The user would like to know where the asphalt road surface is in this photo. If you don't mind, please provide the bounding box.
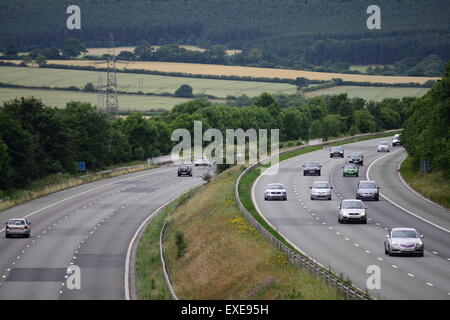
[253,137,450,300]
[0,165,209,299]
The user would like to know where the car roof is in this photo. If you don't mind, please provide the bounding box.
[313,181,329,184]
[359,180,375,183]
[391,227,417,232]
[266,183,284,187]
[342,199,363,202]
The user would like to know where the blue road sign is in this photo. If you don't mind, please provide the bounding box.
[77,162,86,171]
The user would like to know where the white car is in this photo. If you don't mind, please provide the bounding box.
[377,141,391,152]
[384,228,424,257]
[264,183,287,201]
[194,156,209,166]
[310,181,332,200]
[338,199,367,224]
[392,136,401,147]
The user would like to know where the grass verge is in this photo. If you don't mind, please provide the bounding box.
[160,166,344,299]
[135,188,198,300]
[399,157,450,209]
[0,162,156,212]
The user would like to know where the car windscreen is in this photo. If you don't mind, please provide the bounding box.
[350,154,362,158]
[9,220,25,225]
[379,142,389,145]
[392,230,419,238]
[180,166,190,169]
[313,182,329,189]
[359,182,377,189]
[331,147,342,151]
[345,164,357,169]
[267,184,284,189]
[305,161,319,167]
[341,201,364,209]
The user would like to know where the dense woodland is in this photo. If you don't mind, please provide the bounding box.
[402,62,450,174]
[0,0,449,74]
[0,89,415,193]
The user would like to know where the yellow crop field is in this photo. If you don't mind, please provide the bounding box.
[1,60,439,84]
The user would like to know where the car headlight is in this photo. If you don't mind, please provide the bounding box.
[391,242,400,247]
[416,242,423,247]
[281,191,286,194]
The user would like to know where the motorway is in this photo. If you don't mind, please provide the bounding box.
[253,137,450,299]
[0,165,208,299]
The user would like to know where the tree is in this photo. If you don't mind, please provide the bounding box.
[206,45,227,64]
[34,55,47,67]
[294,77,310,89]
[254,92,275,108]
[117,50,136,60]
[353,109,376,133]
[83,82,96,92]
[175,84,194,98]
[402,62,450,172]
[61,37,87,58]
[0,138,13,191]
[21,55,33,65]
[5,44,18,56]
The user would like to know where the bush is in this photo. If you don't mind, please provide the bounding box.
[175,84,194,98]
[175,230,187,258]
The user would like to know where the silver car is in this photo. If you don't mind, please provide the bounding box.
[5,219,31,238]
[338,199,367,224]
[356,180,380,201]
[384,228,424,257]
[377,141,391,152]
[264,183,287,201]
[310,181,332,200]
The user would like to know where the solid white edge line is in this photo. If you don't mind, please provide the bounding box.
[366,150,450,234]
[0,168,170,233]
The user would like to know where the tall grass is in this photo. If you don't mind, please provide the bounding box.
[400,157,450,209]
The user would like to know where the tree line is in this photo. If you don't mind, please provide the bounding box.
[402,62,449,174]
[1,89,416,193]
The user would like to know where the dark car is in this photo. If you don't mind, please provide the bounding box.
[330,146,344,158]
[178,164,192,176]
[356,180,380,201]
[348,152,364,166]
[303,161,321,176]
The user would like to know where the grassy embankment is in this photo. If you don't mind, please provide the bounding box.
[0,161,156,212]
[159,166,344,299]
[400,157,450,209]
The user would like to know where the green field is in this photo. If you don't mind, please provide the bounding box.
[0,66,296,98]
[305,86,429,101]
[0,88,198,111]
